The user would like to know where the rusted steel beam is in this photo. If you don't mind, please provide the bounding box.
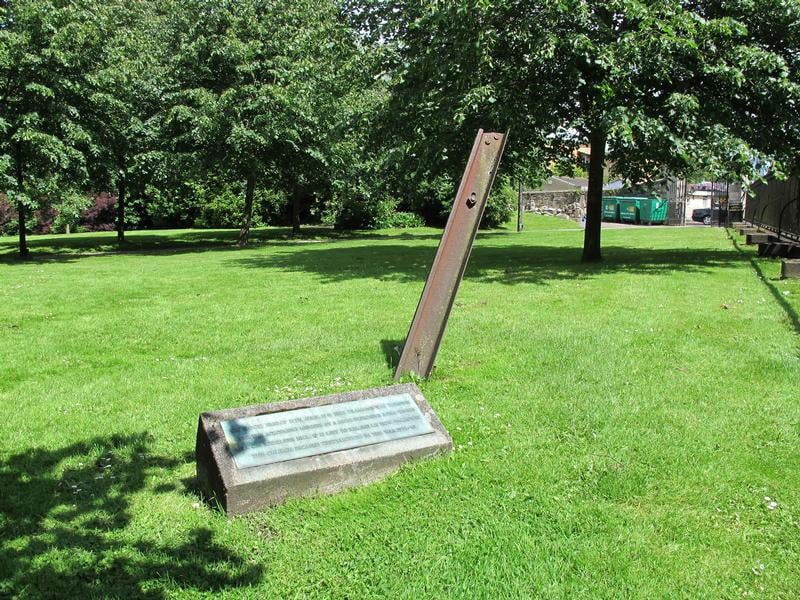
[395,130,508,380]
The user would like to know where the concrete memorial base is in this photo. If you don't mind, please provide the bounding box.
[196,383,452,515]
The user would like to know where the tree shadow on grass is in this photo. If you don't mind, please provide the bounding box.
[727,229,800,336]
[0,227,457,265]
[228,242,745,286]
[0,432,262,598]
[0,227,341,264]
[0,227,542,266]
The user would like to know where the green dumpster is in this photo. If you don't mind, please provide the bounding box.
[638,197,668,224]
[602,196,620,222]
[618,197,642,223]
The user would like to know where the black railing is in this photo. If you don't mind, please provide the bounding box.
[777,195,800,241]
[746,176,800,243]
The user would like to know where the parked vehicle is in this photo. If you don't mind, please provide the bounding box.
[691,208,712,225]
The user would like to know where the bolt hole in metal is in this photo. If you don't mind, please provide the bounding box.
[466,192,477,208]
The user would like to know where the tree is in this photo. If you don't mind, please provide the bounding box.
[164,0,356,244]
[84,0,171,243]
[352,0,800,260]
[0,0,97,257]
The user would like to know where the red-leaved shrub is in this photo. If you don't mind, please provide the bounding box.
[80,193,117,231]
[0,195,17,235]
[33,205,58,234]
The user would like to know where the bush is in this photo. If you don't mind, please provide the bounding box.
[0,195,52,236]
[192,183,288,229]
[254,188,290,227]
[334,195,424,230]
[52,192,92,234]
[412,175,455,226]
[332,186,379,230]
[80,193,117,231]
[143,183,198,229]
[0,196,18,236]
[387,210,425,229]
[481,181,516,229]
[372,198,425,229]
[33,205,58,234]
[194,185,244,229]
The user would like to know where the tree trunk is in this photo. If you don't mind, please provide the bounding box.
[15,148,28,259]
[238,172,256,246]
[117,166,127,243]
[292,185,302,234]
[582,127,607,262]
[17,199,28,258]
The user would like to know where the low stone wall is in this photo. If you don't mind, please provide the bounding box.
[522,190,585,221]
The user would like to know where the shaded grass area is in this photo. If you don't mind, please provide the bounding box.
[0,226,364,259]
[0,434,261,598]
[0,211,572,261]
[726,228,800,335]
[513,212,582,231]
[1,219,799,598]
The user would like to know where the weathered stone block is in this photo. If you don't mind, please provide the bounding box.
[196,383,452,515]
[738,227,761,235]
[759,243,795,258]
[747,233,777,245]
[781,259,800,279]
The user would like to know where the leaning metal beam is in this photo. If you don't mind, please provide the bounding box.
[395,130,508,380]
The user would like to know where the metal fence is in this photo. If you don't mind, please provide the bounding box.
[746,176,800,242]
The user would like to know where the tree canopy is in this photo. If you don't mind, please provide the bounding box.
[351,0,800,259]
[2,0,800,259]
[163,0,358,244]
[0,0,98,256]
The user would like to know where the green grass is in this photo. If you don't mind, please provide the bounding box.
[1,219,799,599]
[514,212,582,230]
[0,225,443,257]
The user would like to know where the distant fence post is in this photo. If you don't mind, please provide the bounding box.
[517,180,524,232]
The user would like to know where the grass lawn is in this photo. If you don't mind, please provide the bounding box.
[1,218,798,598]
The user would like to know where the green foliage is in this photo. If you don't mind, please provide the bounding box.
[4,0,800,253]
[192,183,246,230]
[141,182,198,229]
[0,0,99,252]
[482,181,517,229]
[163,0,359,240]
[371,199,424,230]
[388,210,426,229]
[191,181,289,229]
[254,188,291,227]
[334,192,425,230]
[412,175,458,226]
[52,191,92,233]
[351,0,800,256]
